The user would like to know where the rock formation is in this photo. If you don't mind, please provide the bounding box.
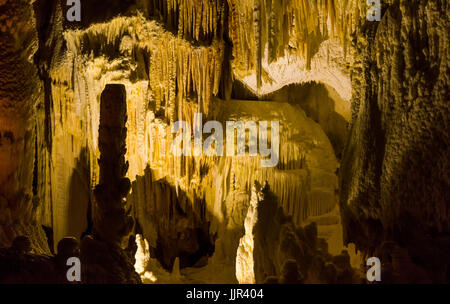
[93,84,133,246]
[339,0,450,283]
[0,0,447,284]
[236,181,359,284]
[80,84,139,283]
[0,0,49,254]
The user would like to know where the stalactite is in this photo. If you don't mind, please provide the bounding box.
[253,0,262,90]
[142,99,338,231]
[228,0,368,78]
[146,36,225,120]
[64,15,225,122]
[148,0,225,41]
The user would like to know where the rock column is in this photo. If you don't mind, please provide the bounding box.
[93,84,133,247]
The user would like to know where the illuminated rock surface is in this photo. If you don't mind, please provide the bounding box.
[0,0,448,284]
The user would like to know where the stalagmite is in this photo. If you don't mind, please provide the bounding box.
[93,84,133,246]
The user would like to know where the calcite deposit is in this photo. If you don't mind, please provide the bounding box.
[236,181,358,284]
[340,0,450,283]
[0,0,448,284]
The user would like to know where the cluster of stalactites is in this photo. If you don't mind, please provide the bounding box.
[147,36,225,122]
[64,15,225,123]
[146,0,226,41]
[227,0,368,88]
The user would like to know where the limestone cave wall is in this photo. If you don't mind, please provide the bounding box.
[340,0,449,283]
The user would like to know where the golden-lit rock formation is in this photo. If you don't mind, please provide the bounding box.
[228,0,368,92]
[0,0,448,284]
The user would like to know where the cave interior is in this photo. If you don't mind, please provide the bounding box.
[0,0,448,284]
